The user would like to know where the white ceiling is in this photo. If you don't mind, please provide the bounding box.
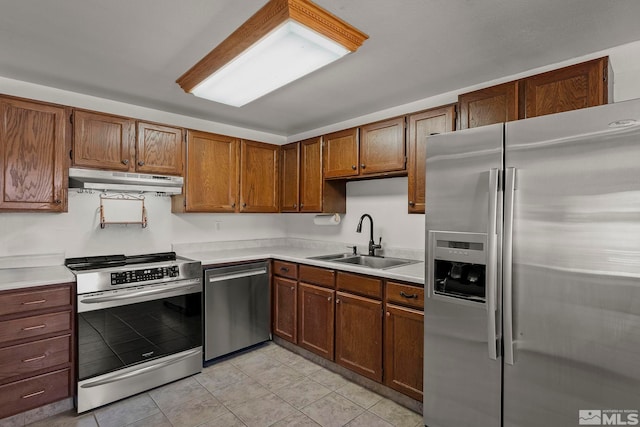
[2,0,640,136]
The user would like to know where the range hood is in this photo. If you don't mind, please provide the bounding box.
[69,168,183,194]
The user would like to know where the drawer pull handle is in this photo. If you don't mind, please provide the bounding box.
[22,324,46,331]
[22,299,47,305]
[22,390,45,399]
[400,291,418,299]
[23,354,46,363]
[280,267,289,272]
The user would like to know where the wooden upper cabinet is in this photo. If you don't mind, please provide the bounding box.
[359,117,406,175]
[299,137,323,212]
[458,81,519,129]
[407,105,456,214]
[323,128,359,179]
[174,130,238,213]
[240,140,279,213]
[280,142,300,212]
[0,97,69,212]
[73,110,135,171]
[136,122,183,175]
[524,57,609,118]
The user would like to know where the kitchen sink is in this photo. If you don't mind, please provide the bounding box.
[307,253,419,269]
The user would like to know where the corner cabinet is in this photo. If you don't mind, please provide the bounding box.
[173,130,238,213]
[280,138,346,213]
[73,110,183,175]
[240,140,279,213]
[407,105,456,213]
[0,96,69,212]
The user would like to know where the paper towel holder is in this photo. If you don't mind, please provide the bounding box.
[313,213,342,226]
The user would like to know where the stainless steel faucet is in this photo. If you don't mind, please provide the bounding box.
[356,213,382,256]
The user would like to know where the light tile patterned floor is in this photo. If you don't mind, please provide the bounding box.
[25,343,423,427]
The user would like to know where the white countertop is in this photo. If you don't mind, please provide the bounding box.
[179,245,425,285]
[0,265,75,292]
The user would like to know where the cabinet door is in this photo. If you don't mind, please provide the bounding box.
[240,140,279,213]
[73,110,135,171]
[524,57,608,118]
[335,291,382,382]
[280,142,299,212]
[273,276,297,343]
[0,97,69,212]
[298,283,334,360]
[360,117,406,175]
[182,130,238,212]
[136,122,183,175]
[384,303,424,401]
[407,105,456,213]
[458,81,519,129]
[299,137,323,212]
[323,128,359,178]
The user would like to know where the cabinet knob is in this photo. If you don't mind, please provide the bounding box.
[327,296,332,301]
[351,165,357,170]
[409,201,415,207]
[336,299,341,304]
[290,286,294,291]
[300,203,304,208]
[361,164,366,169]
[242,203,247,208]
[138,160,145,166]
[54,199,62,205]
[386,311,391,317]
[121,159,129,165]
[293,203,297,208]
[231,202,236,208]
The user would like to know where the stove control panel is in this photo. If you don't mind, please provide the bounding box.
[111,266,180,285]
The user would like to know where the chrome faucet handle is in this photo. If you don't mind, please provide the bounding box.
[346,245,358,255]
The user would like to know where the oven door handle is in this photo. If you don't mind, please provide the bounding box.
[80,348,201,388]
[79,279,201,305]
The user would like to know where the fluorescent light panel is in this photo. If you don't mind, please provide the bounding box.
[192,21,349,107]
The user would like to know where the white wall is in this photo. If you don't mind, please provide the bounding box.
[1,40,640,258]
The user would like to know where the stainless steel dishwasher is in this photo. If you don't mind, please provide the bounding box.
[204,261,271,361]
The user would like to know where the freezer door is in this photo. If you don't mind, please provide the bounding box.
[503,99,640,427]
[424,124,503,427]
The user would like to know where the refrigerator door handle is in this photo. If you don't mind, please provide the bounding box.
[486,168,500,360]
[503,167,516,365]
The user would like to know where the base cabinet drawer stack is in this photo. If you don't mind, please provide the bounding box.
[0,284,74,420]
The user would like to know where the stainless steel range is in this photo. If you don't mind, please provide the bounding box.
[65,252,202,413]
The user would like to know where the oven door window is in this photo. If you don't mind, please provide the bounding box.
[78,292,202,381]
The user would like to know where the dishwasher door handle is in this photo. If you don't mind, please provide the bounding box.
[207,268,267,283]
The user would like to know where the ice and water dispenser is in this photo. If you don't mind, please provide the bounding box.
[428,231,487,303]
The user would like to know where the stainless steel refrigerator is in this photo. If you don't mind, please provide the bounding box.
[423,98,640,427]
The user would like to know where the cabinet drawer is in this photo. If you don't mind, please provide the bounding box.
[0,286,72,317]
[0,369,70,420]
[0,335,71,383]
[299,265,335,289]
[0,311,72,345]
[273,261,298,279]
[336,272,382,299]
[386,282,424,310]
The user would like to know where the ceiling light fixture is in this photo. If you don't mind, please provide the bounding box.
[176,0,368,107]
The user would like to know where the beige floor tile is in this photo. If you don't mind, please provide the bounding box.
[368,399,422,427]
[209,376,271,408]
[229,393,298,427]
[24,399,74,425]
[287,356,323,376]
[195,364,250,392]
[94,394,160,427]
[309,368,350,391]
[335,382,383,409]
[273,377,332,409]
[268,346,302,365]
[196,411,247,427]
[301,393,365,427]
[346,411,394,427]
[149,376,212,412]
[253,363,305,391]
[230,352,282,377]
[0,412,24,427]
[161,395,229,427]
[124,412,172,427]
[27,411,97,427]
[270,412,321,427]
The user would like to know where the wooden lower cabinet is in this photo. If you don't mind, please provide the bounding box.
[297,283,334,360]
[273,276,297,343]
[335,291,383,382]
[384,303,424,401]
